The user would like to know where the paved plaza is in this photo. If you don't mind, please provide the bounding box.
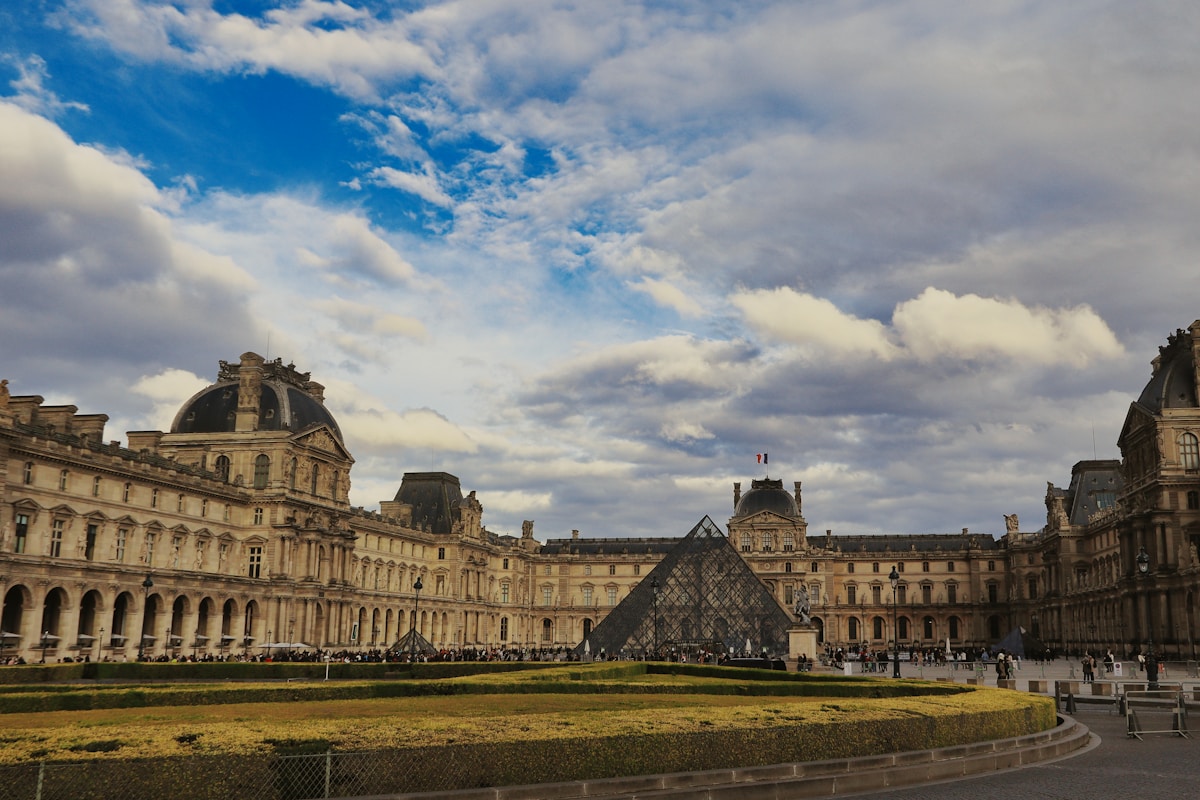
[836,656,1200,800]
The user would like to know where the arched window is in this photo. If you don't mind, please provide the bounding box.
[898,617,910,640]
[500,617,509,641]
[923,616,935,640]
[847,617,859,641]
[253,455,270,489]
[311,463,320,496]
[214,455,230,482]
[949,616,960,640]
[873,616,884,639]
[541,618,553,642]
[1180,432,1200,471]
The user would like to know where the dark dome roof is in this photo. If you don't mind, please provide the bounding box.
[735,478,799,518]
[171,381,342,440]
[1137,335,1198,412]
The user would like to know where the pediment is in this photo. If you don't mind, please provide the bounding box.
[1119,402,1157,446]
[291,424,353,460]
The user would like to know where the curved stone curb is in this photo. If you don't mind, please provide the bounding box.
[352,715,1091,800]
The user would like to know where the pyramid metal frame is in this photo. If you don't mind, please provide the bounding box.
[390,627,436,656]
[576,516,793,657]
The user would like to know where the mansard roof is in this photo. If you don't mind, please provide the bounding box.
[821,533,1002,554]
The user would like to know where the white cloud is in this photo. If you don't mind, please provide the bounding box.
[731,287,899,359]
[627,277,704,318]
[337,406,477,454]
[3,54,89,117]
[367,166,455,208]
[733,286,1123,367]
[892,288,1125,365]
[131,369,209,431]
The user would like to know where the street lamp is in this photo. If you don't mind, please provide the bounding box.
[138,575,153,661]
[889,566,901,678]
[1136,546,1158,689]
[410,576,423,659]
[99,627,105,662]
[267,629,273,661]
[650,577,660,659]
[40,630,49,664]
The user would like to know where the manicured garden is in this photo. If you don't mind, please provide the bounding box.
[0,661,1056,799]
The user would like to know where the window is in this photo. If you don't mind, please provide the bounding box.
[872,585,881,604]
[145,532,156,565]
[503,558,509,570]
[873,617,884,639]
[116,528,127,562]
[921,585,932,604]
[582,586,593,606]
[215,455,230,483]
[949,616,960,639]
[50,519,64,557]
[846,585,857,604]
[898,616,909,639]
[172,536,182,568]
[872,562,880,573]
[23,462,33,484]
[253,507,263,525]
[544,565,552,576]
[923,616,935,639]
[59,469,69,490]
[922,561,930,572]
[501,584,510,603]
[253,455,270,489]
[438,547,446,560]
[500,617,509,641]
[634,564,640,575]
[847,562,855,573]
[248,546,262,578]
[151,488,159,508]
[810,584,820,603]
[583,564,591,575]
[92,476,101,497]
[761,535,772,552]
[223,504,231,521]
[1189,491,1200,511]
[742,535,752,553]
[783,534,794,552]
[897,585,907,604]
[947,561,955,572]
[123,483,131,503]
[608,564,616,576]
[947,584,957,604]
[1027,577,1038,600]
[811,562,819,572]
[987,560,995,571]
[177,494,185,513]
[85,524,98,560]
[14,514,28,554]
[542,587,553,606]
[541,619,552,642]
[897,562,905,573]
[785,562,793,573]
[201,499,208,517]
[607,587,618,606]
[331,469,339,500]
[1181,432,1200,471]
[987,583,998,604]
[847,617,859,641]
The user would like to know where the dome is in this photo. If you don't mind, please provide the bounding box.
[1137,329,1199,413]
[735,478,799,518]
[170,353,342,441]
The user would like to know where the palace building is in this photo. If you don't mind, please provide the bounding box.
[3,327,1200,664]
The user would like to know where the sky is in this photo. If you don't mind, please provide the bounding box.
[2,1,1197,543]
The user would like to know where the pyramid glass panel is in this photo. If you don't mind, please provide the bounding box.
[577,516,793,657]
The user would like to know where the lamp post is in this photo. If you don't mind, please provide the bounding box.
[138,575,153,661]
[1136,546,1158,690]
[99,627,105,662]
[889,566,901,678]
[40,630,49,664]
[410,576,423,659]
[650,577,660,660]
[267,629,272,661]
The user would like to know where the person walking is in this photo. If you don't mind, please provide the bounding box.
[1081,652,1094,684]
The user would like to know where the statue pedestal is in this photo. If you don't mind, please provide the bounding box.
[789,625,818,662]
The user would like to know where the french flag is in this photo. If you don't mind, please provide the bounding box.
[757,453,768,464]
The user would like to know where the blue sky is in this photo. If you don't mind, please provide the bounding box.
[2,1,1198,541]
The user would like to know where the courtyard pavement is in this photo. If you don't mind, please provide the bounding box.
[826,656,1200,799]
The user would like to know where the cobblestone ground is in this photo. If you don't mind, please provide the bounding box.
[842,656,1200,800]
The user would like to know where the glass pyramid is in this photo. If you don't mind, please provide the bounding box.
[577,516,793,658]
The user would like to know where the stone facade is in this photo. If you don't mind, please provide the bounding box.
[4,328,1200,664]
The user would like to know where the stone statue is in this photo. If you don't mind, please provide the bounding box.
[793,585,811,625]
[0,378,9,408]
[1004,514,1019,534]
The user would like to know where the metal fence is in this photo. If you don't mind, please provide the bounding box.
[0,748,480,800]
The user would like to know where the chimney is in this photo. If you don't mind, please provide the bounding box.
[235,352,265,432]
[733,482,741,509]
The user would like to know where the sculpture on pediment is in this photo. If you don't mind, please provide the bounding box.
[1004,514,1019,534]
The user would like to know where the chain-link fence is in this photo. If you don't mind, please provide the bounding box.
[0,747,482,800]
